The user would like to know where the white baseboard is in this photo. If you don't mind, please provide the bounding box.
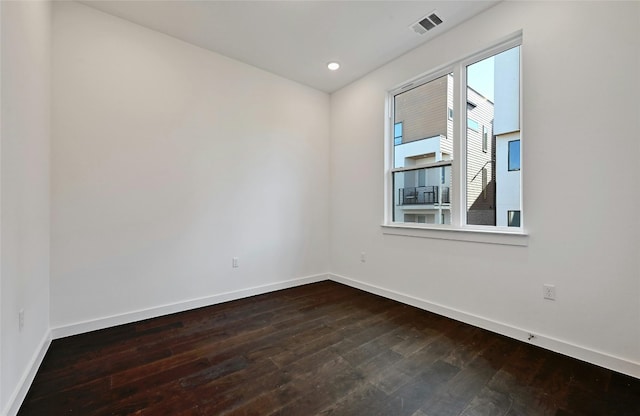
[51,273,329,339]
[9,270,637,416]
[329,273,640,379]
[6,273,328,415]
[3,331,52,416]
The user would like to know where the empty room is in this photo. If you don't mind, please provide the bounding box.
[1,0,639,415]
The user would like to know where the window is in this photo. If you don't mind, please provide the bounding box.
[387,35,522,232]
[508,210,521,227]
[418,169,426,187]
[508,140,520,171]
[482,126,488,153]
[394,122,403,146]
[467,118,480,131]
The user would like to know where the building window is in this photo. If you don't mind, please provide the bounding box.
[387,35,521,231]
[418,168,426,187]
[508,210,521,227]
[508,140,520,171]
[482,125,488,153]
[394,122,403,146]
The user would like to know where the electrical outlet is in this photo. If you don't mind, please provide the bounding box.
[19,309,25,331]
[360,252,366,263]
[232,257,239,268]
[543,284,556,301]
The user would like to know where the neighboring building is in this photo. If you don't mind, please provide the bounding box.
[465,87,495,226]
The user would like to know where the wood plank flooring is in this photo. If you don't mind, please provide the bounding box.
[18,281,640,415]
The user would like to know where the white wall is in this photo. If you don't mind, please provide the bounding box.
[330,1,640,376]
[0,1,51,414]
[4,5,638,415]
[51,2,330,330]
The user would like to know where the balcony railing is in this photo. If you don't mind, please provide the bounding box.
[399,186,450,205]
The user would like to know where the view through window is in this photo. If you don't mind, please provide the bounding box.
[392,74,453,225]
[390,40,521,229]
[466,46,521,226]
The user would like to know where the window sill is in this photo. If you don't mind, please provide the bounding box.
[381,224,529,246]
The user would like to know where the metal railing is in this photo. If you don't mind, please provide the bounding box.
[399,186,450,205]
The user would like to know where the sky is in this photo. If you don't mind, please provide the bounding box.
[467,56,494,102]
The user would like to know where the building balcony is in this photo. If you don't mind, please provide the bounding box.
[399,186,450,205]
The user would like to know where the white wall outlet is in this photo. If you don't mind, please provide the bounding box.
[543,284,556,300]
[360,252,366,263]
[232,257,239,268]
[19,309,25,331]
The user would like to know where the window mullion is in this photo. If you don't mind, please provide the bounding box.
[452,63,465,228]
[385,94,395,224]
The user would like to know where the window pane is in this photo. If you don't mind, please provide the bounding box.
[393,73,454,169]
[482,126,488,152]
[393,165,451,224]
[508,210,521,227]
[466,46,520,226]
[508,140,520,171]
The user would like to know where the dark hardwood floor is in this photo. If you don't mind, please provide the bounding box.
[19,281,640,415]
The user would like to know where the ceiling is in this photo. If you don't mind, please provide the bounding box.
[78,1,500,93]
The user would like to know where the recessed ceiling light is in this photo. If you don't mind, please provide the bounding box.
[327,62,340,71]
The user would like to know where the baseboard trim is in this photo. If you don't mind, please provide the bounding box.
[51,273,328,339]
[329,273,640,379]
[3,330,52,416]
[10,270,637,416]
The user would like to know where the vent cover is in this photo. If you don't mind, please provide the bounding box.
[411,11,443,35]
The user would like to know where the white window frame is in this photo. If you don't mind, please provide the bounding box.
[383,32,527,246]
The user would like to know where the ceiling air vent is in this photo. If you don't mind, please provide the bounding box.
[411,11,443,35]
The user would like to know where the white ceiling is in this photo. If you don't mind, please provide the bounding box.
[78,1,500,93]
